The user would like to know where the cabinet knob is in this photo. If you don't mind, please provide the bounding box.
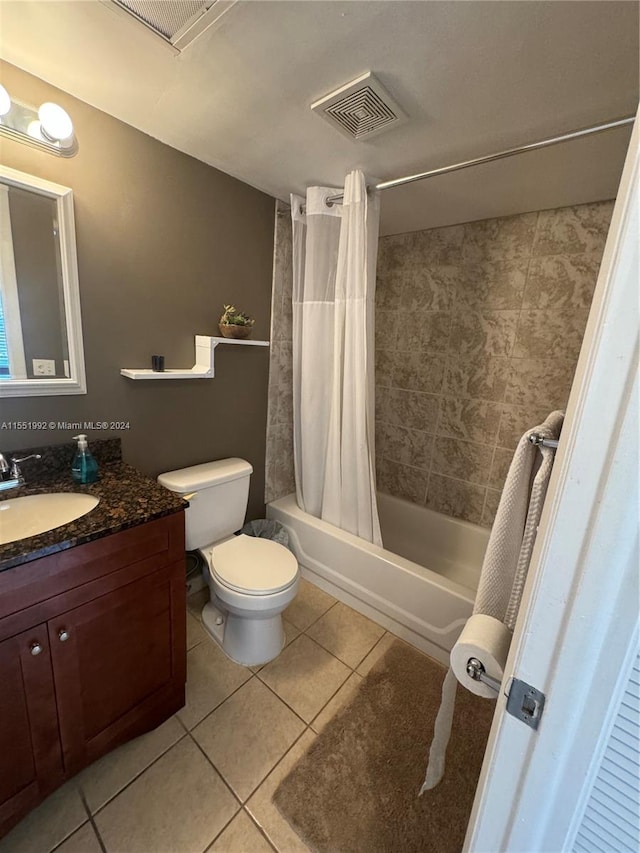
[58,629,70,642]
[30,641,43,656]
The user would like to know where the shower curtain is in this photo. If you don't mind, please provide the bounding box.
[291,170,382,545]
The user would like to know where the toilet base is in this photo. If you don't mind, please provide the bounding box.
[201,600,286,667]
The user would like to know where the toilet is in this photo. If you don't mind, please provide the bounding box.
[158,458,299,666]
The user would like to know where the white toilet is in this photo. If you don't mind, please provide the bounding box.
[158,458,299,666]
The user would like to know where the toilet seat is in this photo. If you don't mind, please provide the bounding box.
[208,534,298,596]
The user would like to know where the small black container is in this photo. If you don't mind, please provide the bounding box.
[151,355,165,372]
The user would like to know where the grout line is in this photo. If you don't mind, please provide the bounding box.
[89,726,190,820]
[378,377,522,409]
[187,733,244,825]
[254,606,385,729]
[182,668,255,733]
[287,596,338,636]
[198,802,242,852]
[77,789,107,853]
[245,725,311,796]
[350,630,391,675]
[240,806,279,852]
[424,395,443,505]
[377,453,488,489]
[254,670,317,730]
[480,443,499,523]
[175,712,190,733]
[300,630,358,678]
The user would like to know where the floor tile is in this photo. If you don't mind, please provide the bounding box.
[258,635,350,723]
[95,737,239,853]
[0,779,87,853]
[178,639,251,730]
[306,602,385,668]
[284,578,336,631]
[53,822,102,853]
[311,672,363,734]
[356,632,397,676]
[78,715,185,813]
[283,616,302,646]
[187,611,208,650]
[208,810,273,852]
[193,678,305,802]
[246,731,316,853]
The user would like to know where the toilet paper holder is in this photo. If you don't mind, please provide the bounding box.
[466,657,502,693]
[466,657,547,730]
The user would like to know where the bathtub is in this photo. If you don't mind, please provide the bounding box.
[267,492,489,664]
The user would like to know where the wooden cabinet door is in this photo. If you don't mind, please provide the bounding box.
[0,625,64,837]
[49,562,186,775]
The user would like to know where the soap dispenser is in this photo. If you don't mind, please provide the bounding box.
[71,434,99,485]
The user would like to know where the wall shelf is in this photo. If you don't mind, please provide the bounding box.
[120,335,269,380]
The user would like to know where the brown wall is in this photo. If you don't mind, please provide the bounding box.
[0,62,275,520]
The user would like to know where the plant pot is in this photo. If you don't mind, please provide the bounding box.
[219,323,252,340]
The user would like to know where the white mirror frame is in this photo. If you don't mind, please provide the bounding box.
[0,165,86,397]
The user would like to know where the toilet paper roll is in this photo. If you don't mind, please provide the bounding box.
[450,614,512,698]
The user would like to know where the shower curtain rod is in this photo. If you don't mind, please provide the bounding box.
[283,115,634,215]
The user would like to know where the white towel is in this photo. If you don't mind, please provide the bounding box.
[420,411,564,793]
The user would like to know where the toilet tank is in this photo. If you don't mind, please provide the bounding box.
[158,458,252,550]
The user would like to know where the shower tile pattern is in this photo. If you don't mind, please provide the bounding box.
[265,201,295,503]
[265,200,613,524]
[375,201,613,526]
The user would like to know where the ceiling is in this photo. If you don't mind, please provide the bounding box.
[0,0,638,235]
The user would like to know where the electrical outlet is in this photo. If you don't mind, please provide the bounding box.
[32,359,56,376]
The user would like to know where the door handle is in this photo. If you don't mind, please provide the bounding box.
[29,641,43,656]
[58,628,70,642]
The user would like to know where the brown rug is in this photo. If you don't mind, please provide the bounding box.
[273,640,494,853]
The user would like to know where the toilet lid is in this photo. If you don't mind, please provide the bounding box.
[210,534,298,595]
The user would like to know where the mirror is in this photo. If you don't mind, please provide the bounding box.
[0,165,85,397]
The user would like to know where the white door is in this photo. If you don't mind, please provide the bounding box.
[465,111,639,853]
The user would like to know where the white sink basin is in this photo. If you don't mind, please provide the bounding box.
[0,493,100,545]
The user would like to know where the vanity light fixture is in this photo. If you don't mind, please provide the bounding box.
[0,87,78,157]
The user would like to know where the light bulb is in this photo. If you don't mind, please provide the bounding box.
[0,85,10,117]
[38,102,73,142]
[27,120,43,140]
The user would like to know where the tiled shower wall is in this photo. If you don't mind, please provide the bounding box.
[265,201,295,503]
[375,201,614,527]
[265,200,614,525]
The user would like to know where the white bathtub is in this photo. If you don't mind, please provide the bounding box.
[267,492,489,664]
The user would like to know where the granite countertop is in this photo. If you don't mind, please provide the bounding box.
[0,461,187,573]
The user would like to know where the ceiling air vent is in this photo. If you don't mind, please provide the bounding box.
[109,0,236,51]
[311,72,407,141]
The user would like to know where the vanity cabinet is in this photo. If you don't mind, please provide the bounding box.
[0,625,63,833]
[0,512,186,838]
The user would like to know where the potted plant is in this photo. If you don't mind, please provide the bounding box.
[218,304,256,340]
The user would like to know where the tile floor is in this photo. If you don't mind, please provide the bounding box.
[1,578,402,853]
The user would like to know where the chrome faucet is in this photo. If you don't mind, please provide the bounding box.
[0,452,42,491]
[11,454,42,481]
